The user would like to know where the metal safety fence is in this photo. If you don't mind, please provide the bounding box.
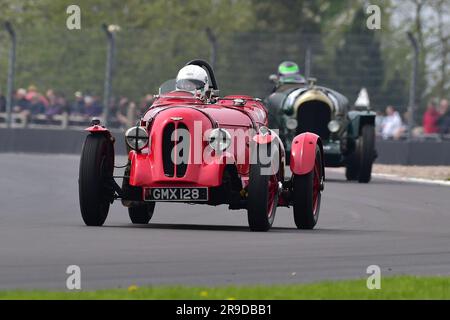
[0,24,416,130]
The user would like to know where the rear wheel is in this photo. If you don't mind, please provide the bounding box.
[79,134,114,226]
[247,145,279,232]
[293,145,323,229]
[128,203,155,224]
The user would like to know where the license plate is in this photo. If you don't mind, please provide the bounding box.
[144,187,208,202]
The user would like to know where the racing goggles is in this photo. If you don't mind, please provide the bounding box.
[176,79,206,92]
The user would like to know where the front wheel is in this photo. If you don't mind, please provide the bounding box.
[345,153,359,181]
[357,125,375,183]
[79,134,114,226]
[292,145,323,229]
[345,125,375,183]
[128,203,155,224]
[247,146,279,232]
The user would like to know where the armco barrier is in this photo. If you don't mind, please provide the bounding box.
[1,128,450,165]
[0,128,127,155]
[374,139,450,166]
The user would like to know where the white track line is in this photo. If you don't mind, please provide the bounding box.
[371,173,450,187]
[326,168,450,187]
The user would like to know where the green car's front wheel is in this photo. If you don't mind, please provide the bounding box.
[357,125,375,183]
[345,124,375,183]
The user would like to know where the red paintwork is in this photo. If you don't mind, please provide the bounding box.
[124,90,321,208]
[79,62,325,230]
[85,125,109,133]
[128,91,274,188]
[148,93,267,127]
[312,155,321,214]
[252,133,275,144]
[289,132,321,176]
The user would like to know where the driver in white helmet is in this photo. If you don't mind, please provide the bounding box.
[175,65,209,100]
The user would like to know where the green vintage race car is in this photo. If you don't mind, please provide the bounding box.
[266,77,377,183]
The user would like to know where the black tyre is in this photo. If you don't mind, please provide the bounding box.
[79,134,114,226]
[293,145,323,229]
[128,203,155,224]
[357,125,375,183]
[345,153,359,181]
[247,145,279,232]
[345,125,375,183]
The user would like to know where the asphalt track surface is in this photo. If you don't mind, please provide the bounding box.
[0,153,449,290]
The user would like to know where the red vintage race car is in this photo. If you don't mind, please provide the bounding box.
[78,60,324,231]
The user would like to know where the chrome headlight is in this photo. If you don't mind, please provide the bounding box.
[285,118,298,130]
[327,120,341,133]
[125,126,149,151]
[208,128,231,152]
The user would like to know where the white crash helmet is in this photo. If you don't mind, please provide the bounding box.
[175,65,209,98]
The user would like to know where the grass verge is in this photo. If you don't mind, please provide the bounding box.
[1,276,450,300]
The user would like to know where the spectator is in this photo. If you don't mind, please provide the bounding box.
[0,91,6,113]
[45,89,56,106]
[70,91,85,115]
[139,94,155,116]
[57,94,69,114]
[29,94,45,116]
[437,99,450,135]
[84,95,102,118]
[3,88,165,128]
[116,97,131,128]
[381,106,403,139]
[375,110,384,136]
[26,85,48,107]
[93,96,104,116]
[107,96,118,126]
[28,94,45,122]
[13,88,30,114]
[45,91,65,119]
[130,102,138,121]
[25,85,37,100]
[422,100,440,134]
[45,89,59,116]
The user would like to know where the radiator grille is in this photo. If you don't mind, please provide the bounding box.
[161,122,190,178]
[296,101,331,140]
